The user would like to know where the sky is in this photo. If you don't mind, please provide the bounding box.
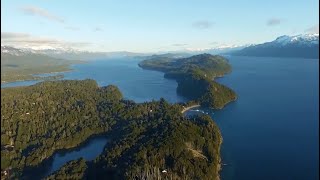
[1,0,319,52]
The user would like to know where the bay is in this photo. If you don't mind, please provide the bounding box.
[3,56,318,180]
[188,56,319,180]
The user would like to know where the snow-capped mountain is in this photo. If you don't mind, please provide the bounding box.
[1,45,148,60]
[1,46,34,56]
[272,33,319,46]
[2,42,251,61]
[157,44,251,56]
[36,49,148,60]
[184,44,249,52]
[204,44,251,55]
[232,34,319,59]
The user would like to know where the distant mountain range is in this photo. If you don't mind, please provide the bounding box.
[34,49,149,60]
[1,46,85,83]
[1,46,68,63]
[1,45,149,61]
[2,33,319,61]
[154,45,250,57]
[231,34,319,59]
[1,46,245,62]
[185,45,250,55]
[1,46,35,56]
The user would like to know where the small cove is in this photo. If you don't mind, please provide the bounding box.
[45,136,108,177]
[22,136,108,179]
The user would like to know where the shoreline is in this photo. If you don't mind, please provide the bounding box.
[216,133,223,180]
[1,59,86,85]
[140,58,236,180]
[1,69,74,85]
[1,70,71,85]
[181,103,224,180]
[22,133,109,180]
[181,104,200,113]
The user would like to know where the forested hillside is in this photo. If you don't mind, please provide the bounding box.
[1,80,222,179]
[139,53,237,109]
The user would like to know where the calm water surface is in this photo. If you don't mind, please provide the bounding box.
[62,59,187,103]
[3,57,319,180]
[2,58,187,103]
[193,56,319,180]
[45,137,108,177]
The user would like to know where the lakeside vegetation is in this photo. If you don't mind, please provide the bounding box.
[45,158,88,180]
[139,53,237,109]
[1,79,222,179]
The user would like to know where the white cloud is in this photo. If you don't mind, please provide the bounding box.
[266,18,284,26]
[20,5,65,23]
[65,26,80,31]
[1,32,91,50]
[192,21,214,29]
[172,43,188,46]
[305,24,319,34]
[1,32,30,39]
[94,27,103,32]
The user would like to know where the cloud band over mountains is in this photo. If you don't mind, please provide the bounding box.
[305,24,319,34]
[1,32,91,50]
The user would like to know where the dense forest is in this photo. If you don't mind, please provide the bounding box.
[139,53,237,109]
[1,80,222,179]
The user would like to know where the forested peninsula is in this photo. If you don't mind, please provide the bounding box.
[138,54,237,109]
[1,80,222,179]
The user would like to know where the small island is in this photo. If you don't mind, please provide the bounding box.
[138,53,237,109]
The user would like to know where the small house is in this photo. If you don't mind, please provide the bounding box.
[161,169,167,173]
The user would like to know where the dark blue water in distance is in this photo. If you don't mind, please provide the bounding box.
[2,56,319,179]
[212,56,319,180]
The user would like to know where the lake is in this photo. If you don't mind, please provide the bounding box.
[45,136,108,177]
[187,56,319,180]
[2,59,187,103]
[209,56,318,180]
[2,56,319,179]
[218,57,319,180]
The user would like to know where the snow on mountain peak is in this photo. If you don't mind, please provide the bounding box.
[1,46,29,56]
[274,34,319,46]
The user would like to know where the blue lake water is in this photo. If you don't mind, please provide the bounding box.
[2,59,187,103]
[188,56,319,180]
[2,56,319,179]
[45,137,108,177]
[207,56,318,180]
[62,59,187,103]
